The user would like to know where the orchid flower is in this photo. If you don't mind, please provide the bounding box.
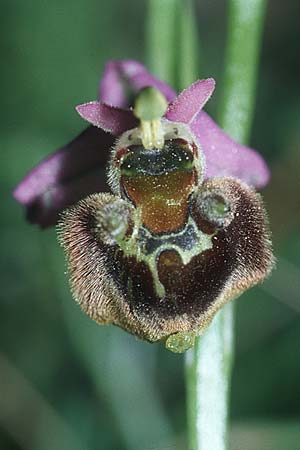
[14,60,274,352]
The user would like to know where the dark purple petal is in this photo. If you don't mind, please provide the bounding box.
[165,78,215,124]
[190,111,270,188]
[26,168,108,227]
[99,60,177,108]
[76,102,138,135]
[13,126,114,227]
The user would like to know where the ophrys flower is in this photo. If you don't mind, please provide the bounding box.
[14,60,274,352]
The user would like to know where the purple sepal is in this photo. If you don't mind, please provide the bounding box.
[190,111,270,188]
[99,60,177,108]
[165,78,215,124]
[76,102,138,135]
[26,168,108,227]
[99,61,128,108]
[13,127,114,227]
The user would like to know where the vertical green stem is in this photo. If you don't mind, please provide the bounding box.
[219,0,268,143]
[146,0,179,85]
[176,0,200,89]
[146,0,200,90]
[186,306,234,450]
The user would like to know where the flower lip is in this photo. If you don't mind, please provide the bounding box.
[58,177,274,345]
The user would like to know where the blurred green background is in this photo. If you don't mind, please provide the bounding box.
[1,0,300,449]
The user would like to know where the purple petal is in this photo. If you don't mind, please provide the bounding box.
[26,168,108,227]
[190,111,270,188]
[13,126,114,227]
[99,60,177,108]
[165,78,215,124]
[99,61,128,108]
[76,102,138,135]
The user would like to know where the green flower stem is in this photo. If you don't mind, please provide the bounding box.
[176,0,200,89]
[185,0,267,449]
[146,0,200,90]
[146,0,179,86]
[219,0,268,143]
[186,306,234,450]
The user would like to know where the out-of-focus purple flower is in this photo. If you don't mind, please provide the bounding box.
[13,59,270,227]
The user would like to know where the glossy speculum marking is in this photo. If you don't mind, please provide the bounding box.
[58,88,274,353]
